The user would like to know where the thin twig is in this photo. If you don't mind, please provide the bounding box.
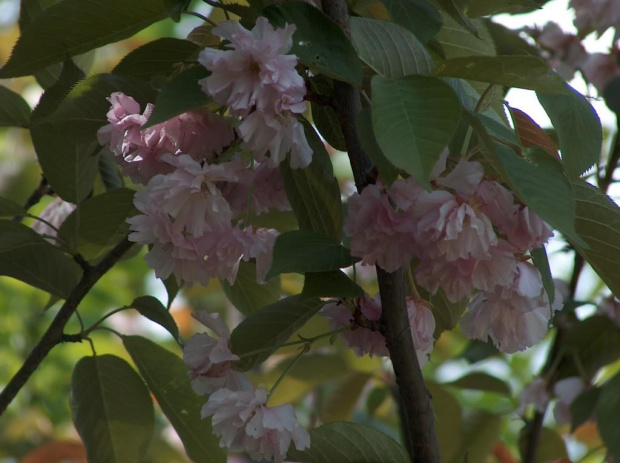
[321,1,440,461]
[0,236,135,416]
[14,176,51,222]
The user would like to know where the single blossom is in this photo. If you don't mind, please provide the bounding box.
[198,17,306,116]
[202,387,310,463]
[184,311,253,395]
[32,197,76,238]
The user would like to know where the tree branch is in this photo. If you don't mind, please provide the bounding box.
[0,236,135,416]
[321,1,439,461]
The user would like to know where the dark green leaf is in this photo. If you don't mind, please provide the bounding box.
[436,13,495,58]
[98,151,125,191]
[71,355,154,463]
[113,38,198,80]
[572,180,620,298]
[380,0,442,45]
[31,58,85,122]
[445,372,511,395]
[466,112,585,247]
[58,188,136,260]
[371,75,461,188]
[452,411,501,463]
[122,336,225,463]
[141,67,209,128]
[350,17,433,78]
[0,197,25,217]
[230,295,324,369]
[531,246,555,305]
[537,85,602,178]
[0,85,31,127]
[485,20,541,56]
[0,0,168,78]
[425,288,468,339]
[459,339,499,363]
[163,275,181,309]
[571,387,600,432]
[130,296,180,343]
[467,0,540,17]
[163,0,190,22]
[311,103,346,151]
[263,2,363,86]
[267,230,359,279]
[301,270,363,299]
[281,123,343,241]
[437,0,479,37]
[356,108,400,186]
[518,426,568,463]
[428,381,464,462]
[287,422,409,463]
[0,220,81,298]
[366,386,389,417]
[434,55,566,93]
[221,261,281,315]
[597,374,620,461]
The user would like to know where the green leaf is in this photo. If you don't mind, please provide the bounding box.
[59,188,137,260]
[380,0,442,45]
[320,372,371,422]
[113,38,198,80]
[531,246,555,305]
[301,270,364,299]
[466,112,585,247]
[518,427,568,462]
[350,17,433,78]
[445,372,511,395]
[281,123,343,241]
[98,151,125,191]
[437,0,479,37]
[597,374,620,461]
[0,0,168,78]
[371,75,461,188]
[428,382,464,462]
[459,339,499,364]
[571,387,600,432]
[230,295,324,370]
[263,2,363,86]
[122,336,225,463]
[0,197,25,217]
[311,102,346,151]
[267,230,359,279]
[287,422,409,463]
[537,85,602,178]
[356,107,400,186]
[572,180,620,298]
[130,296,180,343]
[366,386,389,416]
[426,288,468,339]
[71,355,155,463]
[141,66,210,128]
[163,275,181,309]
[434,56,566,93]
[467,0,540,17]
[451,411,501,463]
[31,58,85,122]
[0,221,81,298]
[163,0,190,22]
[436,13,495,59]
[32,73,154,203]
[221,261,281,316]
[0,86,31,128]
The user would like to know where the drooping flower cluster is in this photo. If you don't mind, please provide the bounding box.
[321,294,436,365]
[344,157,559,353]
[198,17,313,168]
[184,312,310,462]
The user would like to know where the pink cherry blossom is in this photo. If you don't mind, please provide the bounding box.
[243,227,278,284]
[184,311,253,395]
[436,159,484,198]
[198,17,306,116]
[517,377,551,416]
[571,0,620,37]
[476,180,517,234]
[202,387,310,463]
[407,298,436,366]
[236,110,312,168]
[32,197,76,238]
[580,52,620,93]
[505,206,553,251]
[344,184,418,272]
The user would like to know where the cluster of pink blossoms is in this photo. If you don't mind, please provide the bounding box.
[183,312,310,462]
[322,294,436,364]
[96,18,313,287]
[198,17,312,169]
[344,156,561,353]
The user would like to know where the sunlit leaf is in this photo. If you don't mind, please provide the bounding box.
[287,422,409,463]
[350,17,433,78]
[372,75,461,188]
[122,336,225,463]
[71,355,154,463]
[0,0,167,78]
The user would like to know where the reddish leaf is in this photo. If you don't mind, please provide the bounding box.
[509,106,559,159]
[22,440,86,463]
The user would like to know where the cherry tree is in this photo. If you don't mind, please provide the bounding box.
[0,0,620,462]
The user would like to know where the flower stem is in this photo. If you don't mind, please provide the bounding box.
[268,344,309,398]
